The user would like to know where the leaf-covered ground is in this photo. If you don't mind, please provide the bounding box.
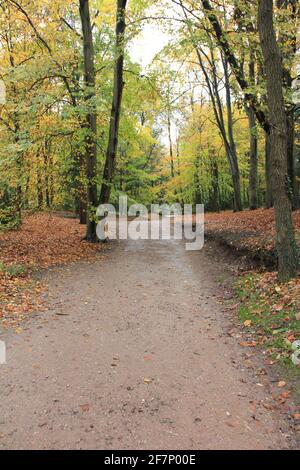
[0,213,103,328]
[1,208,300,358]
[234,272,300,376]
[204,209,300,378]
[205,208,300,262]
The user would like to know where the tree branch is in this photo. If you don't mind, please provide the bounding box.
[201,0,270,133]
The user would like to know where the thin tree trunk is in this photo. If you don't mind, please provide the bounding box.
[176,135,184,205]
[246,54,258,210]
[198,44,242,211]
[49,153,54,206]
[79,0,98,242]
[99,0,127,204]
[223,56,242,211]
[44,141,50,208]
[194,154,202,204]
[246,106,258,209]
[37,161,43,209]
[24,175,30,209]
[258,0,298,281]
[209,152,220,212]
[201,0,270,133]
[265,131,273,208]
[79,197,87,224]
[178,0,242,211]
[167,109,175,178]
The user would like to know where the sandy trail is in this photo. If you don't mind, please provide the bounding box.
[0,237,297,449]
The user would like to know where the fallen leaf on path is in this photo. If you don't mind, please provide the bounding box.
[79,404,90,412]
[281,391,291,398]
[240,341,257,347]
[143,377,152,384]
[225,421,235,428]
[243,320,252,327]
[263,403,274,410]
[277,381,286,388]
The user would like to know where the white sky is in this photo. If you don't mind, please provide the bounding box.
[129,24,173,146]
[130,24,170,69]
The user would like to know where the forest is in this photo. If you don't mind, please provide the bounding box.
[0,0,299,278]
[0,0,300,452]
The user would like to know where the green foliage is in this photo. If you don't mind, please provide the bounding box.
[0,207,21,230]
[0,0,298,222]
[0,261,26,277]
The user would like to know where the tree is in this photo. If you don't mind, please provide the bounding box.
[201,0,270,133]
[99,0,127,204]
[245,52,258,210]
[79,0,98,242]
[257,0,298,280]
[177,0,242,210]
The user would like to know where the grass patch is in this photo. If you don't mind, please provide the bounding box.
[235,272,300,372]
[0,261,26,277]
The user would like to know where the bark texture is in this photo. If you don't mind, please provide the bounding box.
[99,0,127,204]
[258,0,298,280]
[79,0,98,241]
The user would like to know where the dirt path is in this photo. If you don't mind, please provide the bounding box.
[0,237,298,450]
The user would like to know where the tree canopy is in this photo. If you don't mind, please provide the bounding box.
[0,0,299,279]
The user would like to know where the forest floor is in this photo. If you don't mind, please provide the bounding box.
[205,208,300,267]
[0,212,299,449]
[0,213,103,329]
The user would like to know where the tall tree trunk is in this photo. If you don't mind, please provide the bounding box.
[277,0,298,208]
[37,161,43,209]
[199,44,242,211]
[74,145,87,224]
[49,153,54,206]
[15,150,22,219]
[223,56,242,211]
[12,116,22,221]
[246,106,258,210]
[44,141,50,208]
[257,60,273,209]
[194,154,202,204]
[167,109,175,178]
[24,175,30,209]
[246,54,258,210]
[79,0,98,242]
[209,152,220,212]
[179,0,242,211]
[176,135,184,205]
[287,111,297,207]
[264,131,273,208]
[258,0,298,281]
[99,0,127,204]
